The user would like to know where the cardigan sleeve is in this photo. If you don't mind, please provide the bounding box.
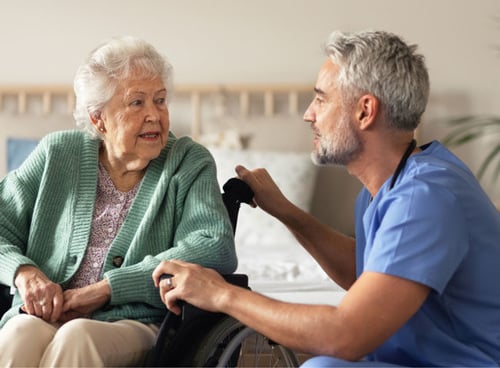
[0,130,96,302]
[0,140,47,286]
[165,142,237,271]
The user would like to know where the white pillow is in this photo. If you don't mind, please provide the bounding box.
[208,147,318,248]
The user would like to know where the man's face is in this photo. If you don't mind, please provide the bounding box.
[303,59,362,166]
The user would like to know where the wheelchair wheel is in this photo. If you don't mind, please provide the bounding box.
[192,315,299,367]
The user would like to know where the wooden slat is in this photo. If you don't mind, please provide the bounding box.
[66,92,75,114]
[288,91,299,115]
[42,91,52,115]
[17,92,27,114]
[191,92,201,140]
[239,91,249,117]
[264,91,274,117]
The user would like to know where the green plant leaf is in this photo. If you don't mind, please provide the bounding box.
[441,115,500,184]
[493,159,500,183]
[444,131,484,146]
[446,115,500,127]
[477,144,500,181]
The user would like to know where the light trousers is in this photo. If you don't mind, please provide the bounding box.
[0,314,160,367]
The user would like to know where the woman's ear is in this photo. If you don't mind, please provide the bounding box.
[355,94,379,130]
[89,112,106,133]
[89,111,99,124]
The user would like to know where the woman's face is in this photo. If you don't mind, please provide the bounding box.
[97,76,170,172]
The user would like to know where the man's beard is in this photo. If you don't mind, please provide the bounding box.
[311,112,362,166]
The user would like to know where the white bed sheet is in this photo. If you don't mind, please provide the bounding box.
[252,281,346,306]
[235,241,346,306]
[261,290,346,306]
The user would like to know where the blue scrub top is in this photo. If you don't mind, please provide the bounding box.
[354,141,500,366]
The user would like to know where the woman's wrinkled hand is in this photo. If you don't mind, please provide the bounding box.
[15,265,64,323]
[59,279,111,323]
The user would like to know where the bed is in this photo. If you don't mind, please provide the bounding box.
[0,84,355,306]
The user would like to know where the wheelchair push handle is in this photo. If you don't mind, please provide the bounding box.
[222,177,254,205]
[222,178,254,233]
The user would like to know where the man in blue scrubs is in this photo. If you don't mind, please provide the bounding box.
[154,30,500,366]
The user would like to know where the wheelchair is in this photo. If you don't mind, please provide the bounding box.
[147,178,299,367]
[0,178,300,367]
[148,277,299,367]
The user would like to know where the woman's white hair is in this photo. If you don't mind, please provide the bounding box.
[324,30,430,131]
[73,36,174,139]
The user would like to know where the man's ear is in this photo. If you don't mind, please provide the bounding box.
[355,94,379,130]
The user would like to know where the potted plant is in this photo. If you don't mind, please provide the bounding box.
[442,115,500,183]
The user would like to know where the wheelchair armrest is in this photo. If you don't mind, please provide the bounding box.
[1,284,13,317]
[222,273,249,289]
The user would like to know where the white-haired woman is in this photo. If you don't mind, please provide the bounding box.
[0,36,236,366]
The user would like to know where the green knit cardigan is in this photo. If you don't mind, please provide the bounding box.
[0,130,236,327]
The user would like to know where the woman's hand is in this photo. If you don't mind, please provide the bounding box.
[59,279,111,323]
[14,265,64,323]
[152,260,231,316]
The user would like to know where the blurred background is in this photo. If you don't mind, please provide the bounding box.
[0,0,499,202]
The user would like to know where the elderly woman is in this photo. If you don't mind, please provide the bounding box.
[0,36,236,366]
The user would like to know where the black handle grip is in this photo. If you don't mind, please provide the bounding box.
[222,178,254,204]
[222,178,254,233]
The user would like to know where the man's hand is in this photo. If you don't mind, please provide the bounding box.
[235,165,291,218]
[152,260,232,316]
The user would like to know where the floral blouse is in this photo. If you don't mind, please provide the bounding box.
[67,163,140,289]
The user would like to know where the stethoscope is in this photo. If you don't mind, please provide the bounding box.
[389,139,417,190]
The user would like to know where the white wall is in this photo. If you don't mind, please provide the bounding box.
[1,0,499,199]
